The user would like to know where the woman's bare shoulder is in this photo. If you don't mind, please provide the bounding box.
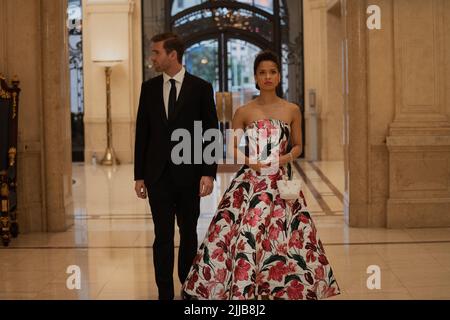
[233,102,250,127]
[235,100,258,118]
[277,100,301,124]
[282,100,300,110]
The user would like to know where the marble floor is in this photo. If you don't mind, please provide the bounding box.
[1,161,450,300]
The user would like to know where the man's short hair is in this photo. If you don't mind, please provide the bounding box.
[151,32,185,64]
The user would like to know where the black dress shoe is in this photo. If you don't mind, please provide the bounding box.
[181,289,195,300]
[181,289,190,300]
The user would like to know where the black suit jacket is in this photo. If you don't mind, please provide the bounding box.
[134,72,218,187]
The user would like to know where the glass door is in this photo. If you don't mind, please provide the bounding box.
[184,37,262,110]
[227,38,262,112]
[184,39,220,94]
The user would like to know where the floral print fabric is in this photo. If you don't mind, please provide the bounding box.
[183,119,340,300]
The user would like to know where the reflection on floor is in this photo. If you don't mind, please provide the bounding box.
[1,161,450,300]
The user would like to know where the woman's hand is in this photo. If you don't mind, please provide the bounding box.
[248,161,272,173]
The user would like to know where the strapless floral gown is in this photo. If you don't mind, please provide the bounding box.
[182,119,340,300]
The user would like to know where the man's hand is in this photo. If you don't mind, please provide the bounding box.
[199,176,214,197]
[135,180,147,199]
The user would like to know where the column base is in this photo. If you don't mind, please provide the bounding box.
[387,198,450,228]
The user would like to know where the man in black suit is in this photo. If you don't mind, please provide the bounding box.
[134,33,218,300]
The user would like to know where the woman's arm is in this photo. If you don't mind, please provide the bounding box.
[278,104,303,166]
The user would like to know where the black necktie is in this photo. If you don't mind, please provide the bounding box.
[168,79,177,121]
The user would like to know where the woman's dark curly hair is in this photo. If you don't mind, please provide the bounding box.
[253,50,281,90]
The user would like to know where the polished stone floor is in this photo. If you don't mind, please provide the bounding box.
[1,161,450,300]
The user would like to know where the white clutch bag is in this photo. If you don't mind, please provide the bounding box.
[277,176,302,200]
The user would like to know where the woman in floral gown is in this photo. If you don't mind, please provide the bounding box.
[182,51,340,300]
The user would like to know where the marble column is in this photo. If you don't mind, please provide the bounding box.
[343,0,450,228]
[41,0,74,232]
[364,0,395,228]
[342,0,370,227]
[0,0,73,232]
[386,0,450,227]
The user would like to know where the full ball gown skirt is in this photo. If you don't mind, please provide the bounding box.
[182,119,340,300]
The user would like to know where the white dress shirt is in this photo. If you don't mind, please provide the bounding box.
[162,67,186,119]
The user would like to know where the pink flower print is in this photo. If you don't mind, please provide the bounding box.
[287,280,304,300]
[221,210,232,224]
[288,230,304,249]
[233,188,245,208]
[276,242,288,255]
[186,272,198,290]
[254,180,268,193]
[234,259,251,281]
[196,283,209,299]
[318,254,329,265]
[214,268,227,283]
[314,265,325,281]
[208,224,221,242]
[243,208,262,227]
[268,261,289,282]
[203,266,212,281]
[258,192,271,205]
[212,248,225,262]
[272,208,284,218]
[262,239,271,252]
[268,225,281,240]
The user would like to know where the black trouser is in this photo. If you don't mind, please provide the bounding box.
[147,164,200,300]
